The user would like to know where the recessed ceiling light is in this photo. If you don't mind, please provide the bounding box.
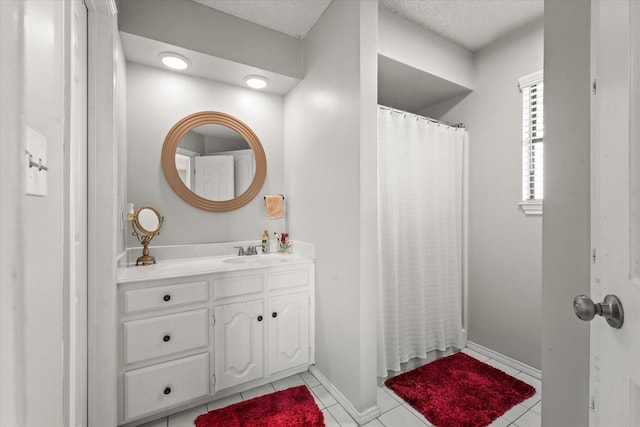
[244,75,269,89]
[158,52,190,70]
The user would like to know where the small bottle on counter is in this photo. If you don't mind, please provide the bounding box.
[262,230,270,254]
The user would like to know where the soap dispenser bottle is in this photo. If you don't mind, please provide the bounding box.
[262,230,269,254]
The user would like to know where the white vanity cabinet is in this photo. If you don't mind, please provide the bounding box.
[117,279,211,423]
[117,259,314,426]
[212,268,311,393]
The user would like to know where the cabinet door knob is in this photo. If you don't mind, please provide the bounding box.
[257,315,263,322]
[163,335,171,342]
[163,294,171,302]
[272,312,278,318]
[163,387,171,395]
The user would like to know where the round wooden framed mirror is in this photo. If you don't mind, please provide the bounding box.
[161,111,267,212]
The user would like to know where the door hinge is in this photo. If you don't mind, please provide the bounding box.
[212,374,216,386]
[211,314,215,326]
[592,79,597,94]
[592,248,597,264]
[590,396,595,411]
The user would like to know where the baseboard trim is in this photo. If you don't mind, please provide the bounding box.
[466,341,542,380]
[308,365,380,424]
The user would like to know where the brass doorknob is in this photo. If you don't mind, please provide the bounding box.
[573,294,624,329]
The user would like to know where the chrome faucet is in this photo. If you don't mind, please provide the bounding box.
[233,245,258,256]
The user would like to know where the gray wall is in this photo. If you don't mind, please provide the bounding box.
[118,0,302,79]
[0,1,68,424]
[126,63,285,247]
[428,20,544,369]
[542,0,591,425]
[378,6,475,90]
[284,0,378,415]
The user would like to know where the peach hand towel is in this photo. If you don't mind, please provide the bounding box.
[264,195,284,219]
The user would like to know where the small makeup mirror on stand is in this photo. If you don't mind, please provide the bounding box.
[130,205,163,266]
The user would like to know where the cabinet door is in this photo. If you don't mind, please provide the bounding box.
[268,292,309,375]
[214,299,263,391]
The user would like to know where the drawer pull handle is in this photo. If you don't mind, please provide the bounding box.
[163,335,171,342]
[163,294,171,302]
[163,387,171,395]
[257,315,263,322]
[272,312,278,318]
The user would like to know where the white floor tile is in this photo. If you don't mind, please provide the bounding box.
[309,387,326,409]
[362,419,385,427]
[240,383,275,400]
[311,384,338,408]
[151,356,542,427]
[501,403,528,422]
[377,386,402,414]
[381,385,405,404]
[530,400,542,414]
[519,390,542,409]
[167,405,208,427]
[327,403,358,427]
[206,393,242,411]
[300,370,320,387]
[377,405,431,427]
[512,408,541,427]
[402,403,433,426]
[484,358,520,376]
[272,374,306,390]
[321,408,341,427]
[461,347,491,362]
[487,417,511,427]
[515,372,542,393]
[137,418,167,427]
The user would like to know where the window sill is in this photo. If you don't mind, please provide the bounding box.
[519,200,543,215]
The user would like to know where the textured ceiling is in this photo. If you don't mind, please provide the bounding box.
[380,0,543,52]
[191,0,543,52]
[192,0,332,39]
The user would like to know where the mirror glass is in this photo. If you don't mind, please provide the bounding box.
[161,111,267,212]
[136,206,162,234]
[175,124,255,201]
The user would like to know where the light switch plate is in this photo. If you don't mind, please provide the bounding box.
[25,126,48,196]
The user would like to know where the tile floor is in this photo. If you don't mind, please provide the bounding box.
[139,348,541,427]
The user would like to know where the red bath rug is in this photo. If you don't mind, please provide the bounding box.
[385,352,535,427]
[194,385,324,427]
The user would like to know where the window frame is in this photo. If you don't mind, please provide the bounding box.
[518,70,544,215]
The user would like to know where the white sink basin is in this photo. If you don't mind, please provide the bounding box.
[222,254,298,266]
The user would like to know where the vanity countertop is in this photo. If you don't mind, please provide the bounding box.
[117,252,313,284]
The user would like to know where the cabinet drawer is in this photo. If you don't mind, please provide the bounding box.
[268,269,309,291]
[213,274,263,300]
[123,281,208,314]
[124,353,209,421]
[123,309,208,365]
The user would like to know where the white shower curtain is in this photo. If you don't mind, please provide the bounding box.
[377,106,467,377]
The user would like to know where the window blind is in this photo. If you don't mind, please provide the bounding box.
[519,71,544,201]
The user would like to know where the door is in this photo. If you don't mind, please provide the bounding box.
[66,0,88,425]
[268,292,309,375]
[194,155,234,200]
[233,150,255,197]
[588,1,640,425]
[213,300,264,391]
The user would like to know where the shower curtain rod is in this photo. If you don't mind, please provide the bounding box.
[378,104,465,129]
